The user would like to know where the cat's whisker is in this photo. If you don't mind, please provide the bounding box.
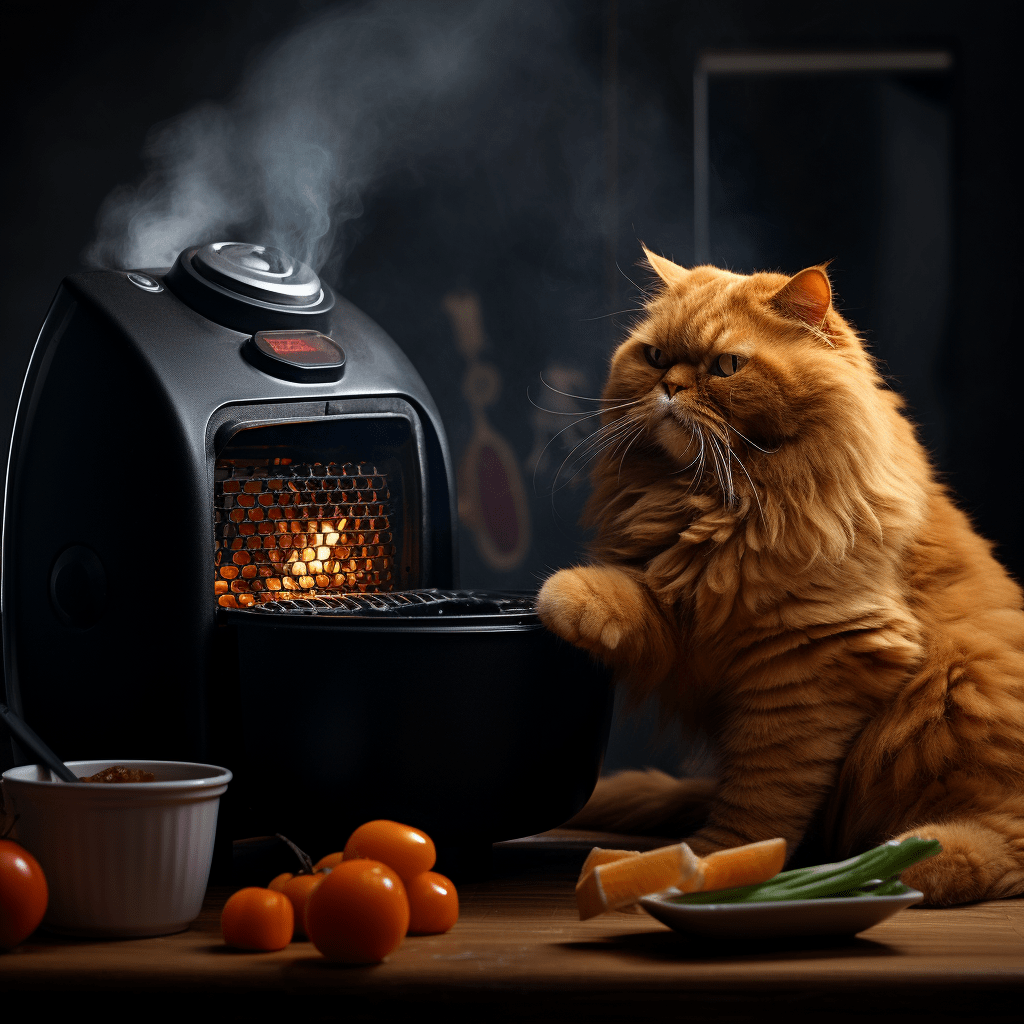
[566,415,637,468]
[527,392,641,417]
[669,429,702,475]
[548,418,640,512]
[578,305,647,323]
[685,428,708,496]
[690,431,706,476]
[550,424,638,497]
[728,445,766,525]
[708,434,733,509]
[616,422,647,485]
[700,428,716,487]
[720,438,736,505]
[725,421,780,455]
[531,403,641,494]
[617,261,653,299]
[708,434,736,508]
[547,416,636,497]
[538,373,635,405]
[608,417,646,466]
[546,422,634,494]
[723,445,738,507]
[671,436,702,474]
[696,429,713,494]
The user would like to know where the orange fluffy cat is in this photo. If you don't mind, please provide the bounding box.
[537,248,1024,906]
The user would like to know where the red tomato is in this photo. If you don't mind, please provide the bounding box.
[305,858,409,963]
[221,887,294,951]
[343,820,435,882]
[0,839,48,950]
[406,871,459,935]
[277,874,324,939]
[312,851,344,872]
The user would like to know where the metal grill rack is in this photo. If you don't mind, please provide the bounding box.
[229,588,537,618]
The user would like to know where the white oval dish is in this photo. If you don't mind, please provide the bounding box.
[639,884,924,938]
[1,759,231,938]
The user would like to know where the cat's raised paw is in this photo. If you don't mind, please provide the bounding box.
[537,567,624,652]
[536,565,669,676]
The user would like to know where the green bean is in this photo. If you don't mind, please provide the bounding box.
[864,877,912,897]
[670,837,940,905]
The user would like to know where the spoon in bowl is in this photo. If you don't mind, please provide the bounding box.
[0,702,79,783]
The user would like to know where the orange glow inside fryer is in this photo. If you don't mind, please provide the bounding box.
[214,459,396,606]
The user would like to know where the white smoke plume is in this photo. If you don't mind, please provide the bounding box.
[84,0,597,275]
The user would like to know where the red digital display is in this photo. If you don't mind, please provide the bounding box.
[265,336,321,354]
[249,330,345,382]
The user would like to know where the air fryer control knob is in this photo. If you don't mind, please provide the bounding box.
[191,242,323,307]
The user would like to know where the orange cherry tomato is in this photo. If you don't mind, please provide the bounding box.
[305,858,409,963]
[278,873,324,939]
[312,851,344,872]
[406,871,459,935]
[0,839,48,951]
[268,872,293,893]
[221,887,294,951]
[343,820,435,882]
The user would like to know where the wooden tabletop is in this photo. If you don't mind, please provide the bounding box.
[3,831,1023,1021]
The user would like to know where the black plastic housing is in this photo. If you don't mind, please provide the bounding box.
[2,261,613,849]
[1,268,456,769]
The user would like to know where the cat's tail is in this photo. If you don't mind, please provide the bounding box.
[564,769,717,836]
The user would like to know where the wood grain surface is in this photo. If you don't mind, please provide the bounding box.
[2,831,1022,1021]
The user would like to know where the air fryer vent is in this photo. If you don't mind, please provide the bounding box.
[229,588,536,618]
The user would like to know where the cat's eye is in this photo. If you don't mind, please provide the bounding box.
[644,345,673,369]
[710,353,747,377]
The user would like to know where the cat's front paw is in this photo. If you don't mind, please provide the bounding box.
[537,565,658,668]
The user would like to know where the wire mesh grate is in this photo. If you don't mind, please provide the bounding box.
[214,458,396,608]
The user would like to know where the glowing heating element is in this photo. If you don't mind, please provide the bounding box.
[213,459,395,608]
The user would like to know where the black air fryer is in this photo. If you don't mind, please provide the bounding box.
[1,242,611,851]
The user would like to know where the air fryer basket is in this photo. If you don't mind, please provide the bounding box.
[218,591,613,850]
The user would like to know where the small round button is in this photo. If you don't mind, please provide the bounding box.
[127,272,163,292]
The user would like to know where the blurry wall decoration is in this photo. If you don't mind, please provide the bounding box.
[443,291,531,573]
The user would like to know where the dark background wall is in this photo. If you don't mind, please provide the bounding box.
[2,0,1020,775]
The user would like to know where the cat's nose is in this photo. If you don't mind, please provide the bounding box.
[663,381,686,399]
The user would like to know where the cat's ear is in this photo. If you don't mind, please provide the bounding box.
[771,266,832,328]
[642,245,690,289]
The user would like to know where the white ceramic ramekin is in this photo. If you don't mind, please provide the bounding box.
[1,759,231,937]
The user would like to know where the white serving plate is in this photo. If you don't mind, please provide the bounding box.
[639,884,924,938]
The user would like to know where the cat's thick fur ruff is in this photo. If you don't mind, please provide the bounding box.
[538,251,1024,907]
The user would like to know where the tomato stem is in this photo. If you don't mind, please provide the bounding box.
[275,833,314,875]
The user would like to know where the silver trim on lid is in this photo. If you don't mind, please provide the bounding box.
[191,242,323,306]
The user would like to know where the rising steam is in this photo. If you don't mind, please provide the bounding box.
[84,0,594,274]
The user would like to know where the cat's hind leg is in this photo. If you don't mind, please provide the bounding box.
[894,808,1024,906]
[564,769,717,836]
